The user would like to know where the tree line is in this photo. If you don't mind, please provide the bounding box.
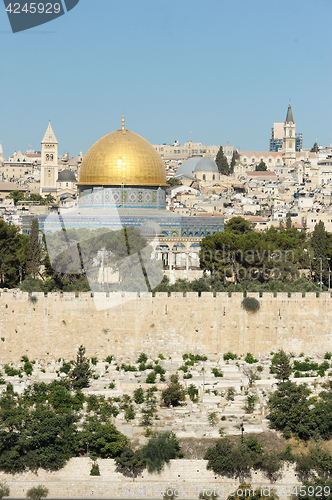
[1,215,331,292]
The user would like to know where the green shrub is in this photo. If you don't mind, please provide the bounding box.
[86,394,100,412]
[242,297,260,312]
[137,353,148,364]
[120,364,136,372]
[29,295,38,304]
[199,491,219,500]
[204,438,252,475]
[154,365,165,375]
[223,352,237,361]
[187,384,199,402]
[90,357,98,366]
[105,355,113,363]
[115,447,147,476]
[26,485,49,500]
[60,362,72,374]
[90,461,100,476]
[182,353,207,362]
[183,373,192,379]
[162,374,186,407]
[158,354,165,360]
[0,481,9,499]
[257,365,263,372]
[109,382,115,389]
[244,353,258,364]
[124,407,136,421]
[141,431,181,473]
[226,387,235,401]
[208,412,218,427]
[20,356,33,376]
[324,352,332,360]
[185,359,195,366]
[4,365,21,377]
[212,368,223,377]
[133,388,144,404]
[245,393,257,413]
[293,360,319,372]
[146,372,156,384]
[163,488,177,500]
[318,361,330,375]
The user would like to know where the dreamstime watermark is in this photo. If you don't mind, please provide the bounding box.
[3,0,79,33]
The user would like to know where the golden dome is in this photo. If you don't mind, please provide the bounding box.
[78,123,167,187]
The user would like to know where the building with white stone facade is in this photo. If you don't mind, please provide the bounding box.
[153,141,233,161]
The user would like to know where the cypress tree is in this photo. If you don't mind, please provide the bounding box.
[69,345,94,389]
[230,152,236,175]
[311,221,328,284]
[215,146,229,176]
[286,212,292,230]
[310,141,319,153]
[25,217,41,279]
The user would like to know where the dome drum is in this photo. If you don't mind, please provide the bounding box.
[79,185,166,209]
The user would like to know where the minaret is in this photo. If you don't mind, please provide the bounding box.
[40,120,58,196]
[282,103,296,165]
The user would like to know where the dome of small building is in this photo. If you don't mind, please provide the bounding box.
[57,169,77,182]
[139,220,162,238]
[175,156,202,177]
[194,157,218,172]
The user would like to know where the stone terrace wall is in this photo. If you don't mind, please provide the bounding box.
[0,457,301,499]
[0,291,331,363]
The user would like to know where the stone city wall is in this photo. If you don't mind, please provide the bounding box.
[0,291,331,363]
[0,457,301,499]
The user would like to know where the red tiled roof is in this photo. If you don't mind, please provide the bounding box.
[245,216,269,222]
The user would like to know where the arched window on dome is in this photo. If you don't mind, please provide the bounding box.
[202,174,206,181]
[212,174,215,180]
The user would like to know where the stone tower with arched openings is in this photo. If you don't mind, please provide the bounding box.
[40,120,58,196]
[282,103,296,165]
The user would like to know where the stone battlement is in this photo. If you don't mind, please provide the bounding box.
[0,291,331,362]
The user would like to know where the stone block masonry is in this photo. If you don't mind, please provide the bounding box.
[0,457,302,499]
[0,291,331,363]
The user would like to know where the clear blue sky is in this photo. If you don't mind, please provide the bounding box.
[0,0,331,158]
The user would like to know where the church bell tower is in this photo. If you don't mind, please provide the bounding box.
[282,104,296,165]
[40,120,58,196]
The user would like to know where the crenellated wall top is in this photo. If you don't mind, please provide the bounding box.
[0,290,331,300]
